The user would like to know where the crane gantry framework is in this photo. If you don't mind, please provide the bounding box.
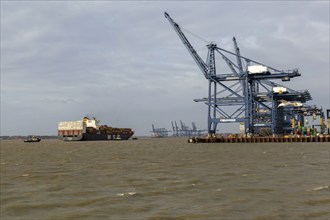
[164,12,323,136]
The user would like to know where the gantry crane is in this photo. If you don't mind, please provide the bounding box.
[165,12,316,136]
[151,124,171,137]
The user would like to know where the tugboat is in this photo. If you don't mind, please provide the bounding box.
[24,136,41,143]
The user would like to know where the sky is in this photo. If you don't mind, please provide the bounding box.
[1,1,329,136]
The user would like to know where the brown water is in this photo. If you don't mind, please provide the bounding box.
[1,138,329,220]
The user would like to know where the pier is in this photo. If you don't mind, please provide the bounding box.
[188,135,330,143]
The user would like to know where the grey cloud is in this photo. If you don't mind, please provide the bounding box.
[1,1,329,136]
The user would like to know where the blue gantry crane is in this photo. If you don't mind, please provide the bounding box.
[151,124,171,137]
[171,120,206,137]
[164,12,323,136]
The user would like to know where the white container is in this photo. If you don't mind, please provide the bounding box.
[248,65,269,74]
[58,121,84,131]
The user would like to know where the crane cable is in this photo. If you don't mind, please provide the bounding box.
[181,27,211,44]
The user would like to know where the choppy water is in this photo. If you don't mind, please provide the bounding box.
[1,138,329,219]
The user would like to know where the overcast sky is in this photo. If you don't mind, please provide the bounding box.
[1,1,329,136]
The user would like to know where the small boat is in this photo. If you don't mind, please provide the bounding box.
[24,136,41,143]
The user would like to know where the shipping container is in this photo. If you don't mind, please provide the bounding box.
[248,65,269,74]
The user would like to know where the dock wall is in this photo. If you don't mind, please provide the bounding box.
[188,136,330,143]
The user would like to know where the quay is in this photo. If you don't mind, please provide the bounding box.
[188,135,330,143]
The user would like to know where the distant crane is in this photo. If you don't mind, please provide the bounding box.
[191,122,207,136]
[171,120,206,137]
[151,124,170,137]
[180,120,190,136]
[171,121,180,136]
[164,12,317,136]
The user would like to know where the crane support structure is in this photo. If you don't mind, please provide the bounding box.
[164,12,321,136]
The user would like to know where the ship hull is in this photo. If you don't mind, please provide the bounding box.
[59,133,133,141]
[82,133,133,141]
[58,134,83,141]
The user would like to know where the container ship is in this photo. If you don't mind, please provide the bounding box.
[58,117,134,141]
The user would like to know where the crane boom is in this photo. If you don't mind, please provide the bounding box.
[164,12,209,78]
[232,37,244,74]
